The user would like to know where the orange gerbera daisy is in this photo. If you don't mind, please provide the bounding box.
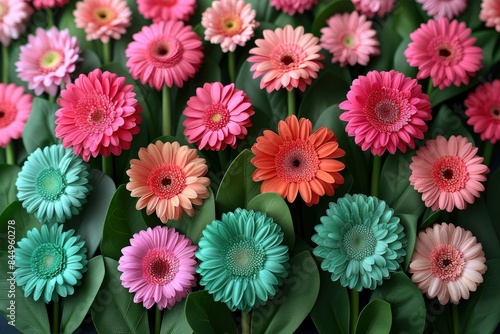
[251,115,345,206]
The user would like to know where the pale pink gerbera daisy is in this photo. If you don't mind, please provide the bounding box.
[126,21,203,91]
[465,80,500,143]
[339,70,432,156]
[126,141,210,223]
[118,226,198,310]
[405,18,483,90]
[351,0,395,18]
[409,223,487,305]
[136,0,195,23]
[0,83,32,148]
[183,82,254,151]
[270,0,317,15]
[0,0,32,46]
[409,135,489,212]
[416,0,467,19]
[55,69,142,161]
[480,0,500,32]
[74,0,131,44]
[248,25,324,93]
[320,11,380,67]
[30,0,69,10]
[201,0,258,53]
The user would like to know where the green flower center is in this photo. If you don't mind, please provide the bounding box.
[342,34,356,48]
[31,243,66,279]
[40,50,63,72]
[224,239,265,278]
[36,168,67,201]
[343,225,377,261]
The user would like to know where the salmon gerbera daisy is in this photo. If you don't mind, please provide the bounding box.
[0,0,32,46]
[480,0,500,33]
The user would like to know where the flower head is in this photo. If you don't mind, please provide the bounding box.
[137,0,195,23]
[30,0,69,10]
[465,80,500,144]
[416,0,467,19]
[248,25,324,92]
[409,223,487,305]
[409,135,489,212]
[118,226,197,310]
[480,0,500,32]
[15,224,88,303]
[351,0,395,18]
[270,0,317,15]
[339,70,432,156]
[0,0,32,46]
[0,83,32,148]
[196,208,290,312]
[312,194,406,291]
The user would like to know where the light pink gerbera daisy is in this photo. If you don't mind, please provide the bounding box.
[136,0,195,23]
[118,226,198,310]
[351,0,395,18]
[320,11,380,67]
[201,0,258,53]
[270,0,317,15]
[405,18,483,90]
[416,0,467,19]
[465,80,500,143]
[126,21,203,91]
[0,83,32,148]
[183,82,254,151]
[409,135,489,212]
[55,69,142,161]
[409,223,487,305]
[248,25,324,93]
[30,0,69,10]
[0,0,32,46]
[74,0,131,44]
[339,70,432,156]
[480,0,500,32]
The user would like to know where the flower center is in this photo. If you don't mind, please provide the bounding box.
[142,248,179,285]
[490,105,500,120]
[272,44,304,71]
[36,168,67,201]
[31,243,66,279]
[0,102,17,129]
[224,239,265,278]
[342,34,356,48]
[75,94,116,134]
[430,244,465,282]
[342,225,377,261]
[431,155,469,192]
[149,38,183,68]
[280,54,295,66]
[275,139,320,183]
[429,37,463,66]
[203,103,230,131]
[39,50,63,73]
[93,7,115,23]
[221,15,242,35]
[365,87,413,132]
[147,163,187,200]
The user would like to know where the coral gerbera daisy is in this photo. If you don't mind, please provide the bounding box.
[339,70,432,156]
[409,223,487,305]
[248,25,324,93]
[29,0,69,10]
[183,82,254,151]
[136,0,195,23]
[251,115,345,206]
[270,0,317,15]
[125,21,203,91]
[416,0,467,19]
[118,226,198,310]
[465,80,500,143]
[0,0,32,46]
[351,0,395,18]
[201,0,258,53]
[409,135,489,212]
[320,11,380,67]
[480,0,500,33]
[0,83,33,148]
[196,208,290,312]
[404,18,483,90]
[126,141,211,223]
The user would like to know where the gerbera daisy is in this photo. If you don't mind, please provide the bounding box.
[125,21,203,91]
[0,0,32,46]
[270,0,317,15]
[465,80,500,143]
[29,0,69,10]
[416,0,467,19]
[74,0,132,44]
[118,226,197,310]
[312,194,407,291]
[339,70,432,156]
[409,223,487,305]
[320,11,380,67]
[16,27,80,97]
[201,0,258,53]
[136,0,195,23]
[247,25,324,92]
[0,83,33,148]
[55,69,142,162]
[16,144,92,224]
[15,224,88,303]
[351,0,395,18]
[196,208,290,312]
[126,141,210,223]
[404,18,483,90]
[409,135,489,212]
[251,115,345,206]
[480,0,500,32]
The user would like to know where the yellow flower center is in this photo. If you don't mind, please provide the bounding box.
[211,113,222,122]
[94,7,114,23]
[343,34,355,48]
[221,15,242,35]
[40,50,63,71]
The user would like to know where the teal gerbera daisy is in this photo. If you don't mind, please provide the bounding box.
[16,144,92,224]
[14,224,88,303]
[312,194,406,291]
[196,208,290,312]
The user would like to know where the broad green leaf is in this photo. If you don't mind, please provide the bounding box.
[427,105,475,144]
[184,291,237,334]
[274,12,311,31]
[311,0,354,36]
[396,214,418,272]
[160,300,191,334]
[0,165,20,214]
[22,97,59,155]
[393,37,417,78]
[0,201,41,239]
[368,17,402,71]
[419,208,446,230]
[246,0,279,22]
[355,300,392,334]
[392,0,424,38]
[76,49,102,76]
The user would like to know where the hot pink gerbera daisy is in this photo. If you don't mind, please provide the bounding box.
[351,0,395,18]
[248,25,324,93]
[126,21,203,91]
[74,0,131,44]
[409,135,489,212]
[465,80,500,143]
[480,0,500,32]
[416,0,467,19]
[55,69,142,161]
[405,18,483,90]
[0,0,32,46]
[320,11,380,67]
[136,0,195,23]
[183,82,254,151]
[29,0,69,9]
[201,0,258,53]
[270,0,317,15]
[118,226,198,310]
[409,223,487,305]
[339,70,432,156]
[126,141,210,223]
[0,83,32,148]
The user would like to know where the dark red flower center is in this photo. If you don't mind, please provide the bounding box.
[0,102,17,129]
[142,248,179,285]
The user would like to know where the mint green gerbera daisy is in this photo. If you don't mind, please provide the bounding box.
[196,208,290,312]
[14,224,88,303]
[16,144,92,224]
[312,194,406,291]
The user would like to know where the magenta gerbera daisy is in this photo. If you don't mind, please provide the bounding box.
[0,83,32,148]
[480,0,500,32]
[416,0,467,19]
[270,0,317,15]
[351,0,395,18]
[29,0,69,10]
[465,80,500,143]
[136,0,195,23]
[0,0,32,46]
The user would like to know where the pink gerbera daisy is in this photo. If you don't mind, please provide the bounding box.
[405,18,483,90]
[351,0,395,18]
[55,69,142,161]
[416,0,467,19]
[118,226,198,310]
[201,0,258,53]
[339,70,432,156]
[320,11,380,67]
[248,25,324,93]
[136,0,195,23]
[74,0,131,44]
[409,135,489,212]
[480,0,500,32]
[0,0,32,46]
[126,141,211,223]
[183,82,254,151]
[270,0,317,15]
[0,83,32,148]
[29,0,69,9]
[126,21,203,91]
[465,80,500,143]
[409,223,487,305]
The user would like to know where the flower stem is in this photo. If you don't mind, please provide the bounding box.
[48,94,56,103]
[52,300,59,334]
[2,43,8,83]
[371,155,382,197]
[155,307,162,334]
[350,289,359,334]
[452,304,459,334]
[287,90,296,117]
[241,311,251,334]
[103,41,111,66]
[162,85,171,136]
[6,142,15,165]
[482,141,494,167]
[102,155,114,179]
[228,51,236,83]
[46,8,54,28]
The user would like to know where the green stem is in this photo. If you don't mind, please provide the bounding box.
[52,300,59,334]
[6,142,15,165]
[452,304,459,334]
[350,289,359,334]
[287,90,296,117]
[102,155,114,179]
[155,307,162,334]
[482,141,494,167]
[218,149,228,170]
[241,311,251,334]
[48,94,56,103]
[371,155,382,197]
[46,8,54,28]
[162,85,171,136]
[103,41,111,66]
[228,51,236,83]
[2,44,8,83]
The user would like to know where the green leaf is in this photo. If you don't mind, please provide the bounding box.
[77,49,102,76]
[311,0,354,36]
[392,0,423,38]
[22,97,59,155]
[0,165,20,214]
[396,214,417,272]
[485,168,500,240]
[427,105,475,144]
[160,300,191,334]
[419,208,446,230]
[355,299,392,334]
[274,12,311,31]
[246,0,279,22]
[368,17,402,71]
[184,291,237,334]
[0,201,41,238]
[393,37,417,78]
